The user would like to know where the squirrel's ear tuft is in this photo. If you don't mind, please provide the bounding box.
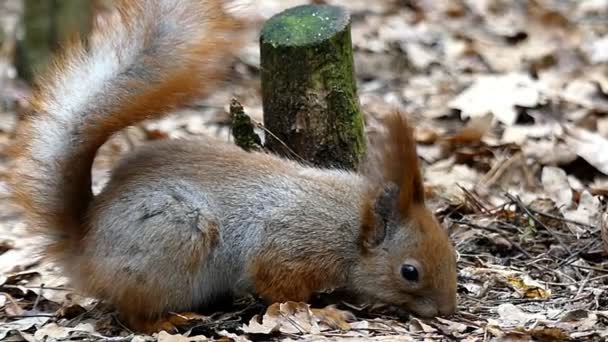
[359,184,399,252]
[360,112,425,217]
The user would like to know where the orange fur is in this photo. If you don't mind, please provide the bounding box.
[359,199,377,253]
[379,112,425,210]
[186,221,220,273]
[359,112,427,247]
[249,245,345,303]
[409,205,457,292]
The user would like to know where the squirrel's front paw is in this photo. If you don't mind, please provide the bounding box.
[123,312,205,334]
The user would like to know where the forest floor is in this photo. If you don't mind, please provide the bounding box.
[1,0,608,341]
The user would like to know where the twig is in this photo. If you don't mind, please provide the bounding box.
[453,219,532,258]
[0,284,75,291]
[528,208,598,230]
[574,272,591,299]
[569,263,608,274]
[32,283,44,311]
[458,185,489,213]
[505,193,572,255]
[280,311,306,335]
[8,314,55,318]
[588,274,608,283]
[479,152,523,189]
[557,240,598,267]
[251,118,310,165]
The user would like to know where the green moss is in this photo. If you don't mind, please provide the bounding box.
[261,5,349,47]
[260,4,365,169]
[230,99,262,152]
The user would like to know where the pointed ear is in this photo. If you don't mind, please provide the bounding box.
[359,184,399,252]
[360,112,425,217]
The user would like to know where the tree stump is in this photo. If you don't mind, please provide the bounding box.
[260,4,365,169]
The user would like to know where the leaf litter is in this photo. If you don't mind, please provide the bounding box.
[1,0,608,340]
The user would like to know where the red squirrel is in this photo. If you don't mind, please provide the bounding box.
[10,0,457,333]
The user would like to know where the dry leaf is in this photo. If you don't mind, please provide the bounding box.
[242,302,353,336]
[449,73,544,125]
[157,331,210,342]
[584,36,608,64]
[541,166,572,209]
[443,113,494,146]
[563,191,601,229]
[434,317,468,334]
[409,318,436,333]
[563,125,608,175]
[0,317,50,340]
[349,319,409,335]
[507,275,552,299]
[501,124,559,145]
[33,322,95,341]
[217,329,252,342]
[561,79,608,111]
[496,303,546,327]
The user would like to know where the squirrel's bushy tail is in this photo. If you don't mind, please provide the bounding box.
[11,0,243,257]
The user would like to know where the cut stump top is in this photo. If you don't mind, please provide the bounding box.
[261,5,350,47]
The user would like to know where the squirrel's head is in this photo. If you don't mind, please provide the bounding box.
[352,112,457,317]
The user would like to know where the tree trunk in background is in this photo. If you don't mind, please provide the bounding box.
[16,0,93,82]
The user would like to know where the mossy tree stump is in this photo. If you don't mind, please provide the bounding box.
[260,5,365,169]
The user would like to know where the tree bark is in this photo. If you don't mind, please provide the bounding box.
[17,0,93,82]
[260,4,365,169]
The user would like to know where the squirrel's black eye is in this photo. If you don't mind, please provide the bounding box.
[400,264,419,282]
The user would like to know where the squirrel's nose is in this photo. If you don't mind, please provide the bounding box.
[437,296,457,316]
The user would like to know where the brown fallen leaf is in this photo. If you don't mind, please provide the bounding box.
[415,127,439,144]
[242,302,356,336]
[442,113,494,146]
[242,302,333,336]
[434,317,469,335]
[409,318,436,333]
[506,275,552,299]
[2,292,25,317]
[527,327,570,342]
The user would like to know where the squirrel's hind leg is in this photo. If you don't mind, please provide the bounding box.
[78,183,222,333]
